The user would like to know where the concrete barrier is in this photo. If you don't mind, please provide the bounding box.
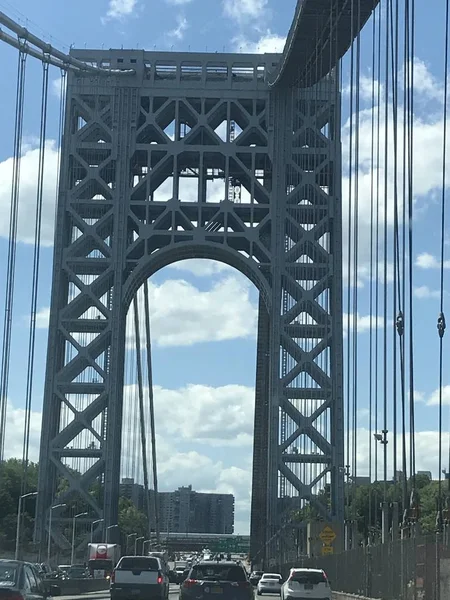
[47,578,110,596]
[333,593,381,600]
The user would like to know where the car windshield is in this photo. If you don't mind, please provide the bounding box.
[262,574,281,580]
[0,565,17,586]
[191,565,247,582]
[290,571,326,585]
[118,557,159,571]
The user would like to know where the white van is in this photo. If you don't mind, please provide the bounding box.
[281,568,331,600]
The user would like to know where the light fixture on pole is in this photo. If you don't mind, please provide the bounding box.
[47,503,66,565]
[134,536,144,555]
[15,492,38,560]
[91,519,104,543]
[126,533,137,554]
[71,512,88,565]
[106,524,119,544]
[142,539,151,554]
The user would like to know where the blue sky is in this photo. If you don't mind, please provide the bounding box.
[0,0,449,534]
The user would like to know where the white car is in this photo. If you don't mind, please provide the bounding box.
[281,568,331,600]
[257,573,283,595]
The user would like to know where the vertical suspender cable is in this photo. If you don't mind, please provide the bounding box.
[368,8,377,533]
[0,47,27,462]
[143,280,160,545]
[389,0,399,485]
[437,0,449,527]
[407,0,417,496]
[21,59,49,495]
[352,0,361,490]
[345,0,355,521]
[133,294,152,538]
[374,3,382,488]
[400,0,410,521]
[382,0,390,502]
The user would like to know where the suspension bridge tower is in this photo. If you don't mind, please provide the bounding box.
[32,0,381,558]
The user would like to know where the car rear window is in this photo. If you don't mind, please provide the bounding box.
[118,557,160,571]
[0,565,17,585]
[290,571,326,584]
[191,565,247,582]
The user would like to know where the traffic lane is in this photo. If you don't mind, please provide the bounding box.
[58,584,181,600]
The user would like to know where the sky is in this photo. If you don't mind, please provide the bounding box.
[0,0,450,535]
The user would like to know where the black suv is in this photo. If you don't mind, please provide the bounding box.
[180,561,253,600]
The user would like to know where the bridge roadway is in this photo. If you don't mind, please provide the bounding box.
[57,587,356,600]
[57,587,284,600]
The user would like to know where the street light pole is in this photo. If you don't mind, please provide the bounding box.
[106,524,119,544]
[135,536,144,556]
[47,503,66,566]
[126,533,137,554]
[91,519,104,543]
[15,492,38,560]
[71,512,88,565]
[143,540,151,554]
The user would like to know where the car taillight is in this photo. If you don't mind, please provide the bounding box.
[239,581,251,588]
[183,579,197,588]
[5,594,23,600]
[157,576,163,584]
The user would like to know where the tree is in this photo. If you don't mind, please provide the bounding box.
[0,459,39,550]
[290,475,445,538]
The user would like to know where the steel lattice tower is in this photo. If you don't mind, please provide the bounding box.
[35,49,344,556]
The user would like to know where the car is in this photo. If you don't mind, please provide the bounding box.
[249,571,264,586]
[280,568,331,600]
[180,560,253,600]
[110,555,169,600]
[256,573,283,595]
[0,559,60,600]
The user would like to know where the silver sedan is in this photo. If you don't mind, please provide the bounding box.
[257,573,283,595]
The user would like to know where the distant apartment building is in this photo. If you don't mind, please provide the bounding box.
[120,480,234,534]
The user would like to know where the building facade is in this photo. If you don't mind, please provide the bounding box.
[120,481,234,534]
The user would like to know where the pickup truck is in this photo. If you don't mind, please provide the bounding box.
[110,556,169,600]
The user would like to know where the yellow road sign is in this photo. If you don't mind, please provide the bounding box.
[321,545,334,555]
[319,525,336,545]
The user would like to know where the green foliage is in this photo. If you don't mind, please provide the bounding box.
[0,459,149,550]
[0,459,39,550]
[293,475,447,538]
[118,497,148,538]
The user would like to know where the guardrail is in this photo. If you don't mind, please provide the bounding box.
[48,578,110,596]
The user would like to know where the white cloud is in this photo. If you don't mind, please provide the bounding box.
[427,385,450,406]
[349,428,450,480]
[0,140,58,245]
[3,402,42,462]
[223,0,268,23]
[35,307,50,329]
[416,252,450,269]
[234,31,286,53]
[35,274,258,347]
[126,275,257,347]
[343,312,385,335]
[105,0,137,19]
[167,259,234,277]
[51,77,64,99]
[167,15,189,40]
[340,59,450,286]
[413,285,441,299]
[152,383,255,446]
